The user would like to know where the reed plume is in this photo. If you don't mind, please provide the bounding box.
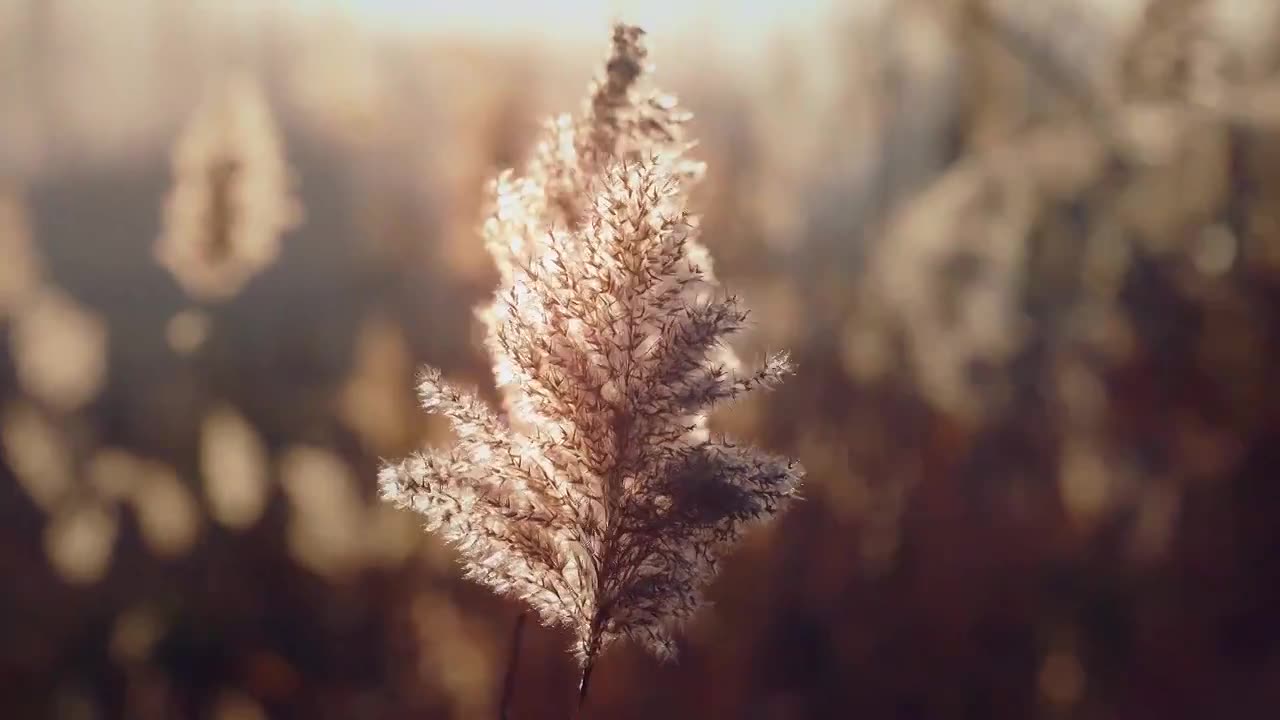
[155,73,302,302]
[379,23,803,695]
[483,24,709,283]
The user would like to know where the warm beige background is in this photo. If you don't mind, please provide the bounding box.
[2,1,1279,718]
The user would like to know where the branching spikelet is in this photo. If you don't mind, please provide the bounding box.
[379,24,802,672]
[480,23,737,404]
[483,24,706,283]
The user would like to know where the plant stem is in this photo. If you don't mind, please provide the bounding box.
[575,659,595,718]
[499,611,527,720]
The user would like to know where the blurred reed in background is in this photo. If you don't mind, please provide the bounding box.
[2,0,1280,718]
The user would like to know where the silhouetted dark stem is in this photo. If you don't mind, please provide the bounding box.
[499,611,527,720]
[576,659,595,717]
[576,607,607,717]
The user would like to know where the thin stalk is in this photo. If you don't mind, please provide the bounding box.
[499,611,527,720]
[576,659,596,717]
[576,606,608,717]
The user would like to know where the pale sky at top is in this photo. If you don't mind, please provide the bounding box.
[293,0,839,50]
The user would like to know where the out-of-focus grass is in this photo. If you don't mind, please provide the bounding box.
[2,1,1280,718]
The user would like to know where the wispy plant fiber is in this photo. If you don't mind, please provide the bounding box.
[379,24,803,673]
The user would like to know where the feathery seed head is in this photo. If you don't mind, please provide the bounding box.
[381,23,803,667]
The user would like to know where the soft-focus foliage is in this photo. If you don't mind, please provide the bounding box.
[155,73,302,302]
[481,25,706,280]
[0,186,41,320]
[3,1,1280,718]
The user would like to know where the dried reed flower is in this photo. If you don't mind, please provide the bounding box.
[155,73,302,301]
[479,22,739,398]
[200,405,271,531]
[380,24,803,680]
[10,286,109,413]
[279,446,367,578]
[45,500,119,586]
[339,313,417,455]
[1120,0,1216,103]
[165,308,212,356]
[2,401,75,513]
[89,448,200,559]
[0,185,41,321]
[483,24,707,284]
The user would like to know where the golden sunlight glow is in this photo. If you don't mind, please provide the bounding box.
[298,0,834,43]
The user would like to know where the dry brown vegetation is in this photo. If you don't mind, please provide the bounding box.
[2,1,1280,718]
